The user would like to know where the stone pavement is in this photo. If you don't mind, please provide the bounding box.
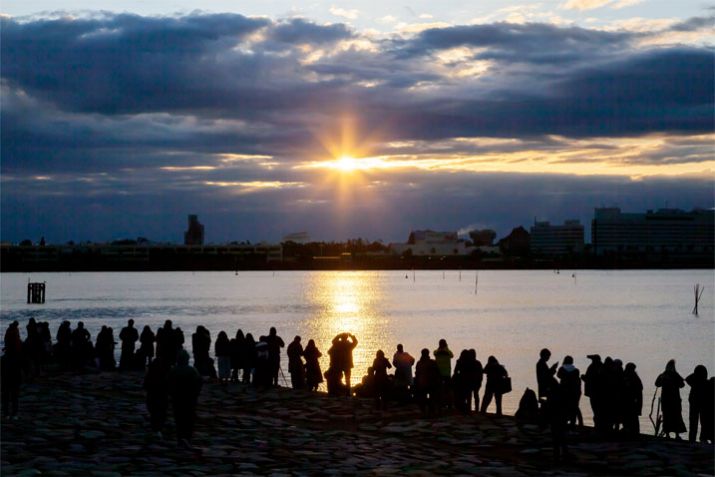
[2,371,713,476]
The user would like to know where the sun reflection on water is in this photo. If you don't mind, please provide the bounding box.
[301,271,392,385]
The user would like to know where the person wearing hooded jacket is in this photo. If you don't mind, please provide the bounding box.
[557,355,582,427]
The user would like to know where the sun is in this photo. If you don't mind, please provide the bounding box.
[335,155,360,172]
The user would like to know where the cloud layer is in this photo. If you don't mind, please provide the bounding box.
[1,12,713,243]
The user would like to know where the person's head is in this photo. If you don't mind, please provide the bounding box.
[294,335,301,343]
[563,355,573,365]
[488,355,497,365]
[177,349,190,366]
[459,349,470,360]
[439,339,447,348]
[164,320,172,329]
[269,327,277,336]
[614,359,623,369]
[625,362,636,373]
[397,344,404,352]
[666,359,676,372]
[586,354,601,363]
[376,350,385,359]
[128,319,134,327]
[540,348,551,360]
[236,329,244,339]
[78,321,84,329]
[307,339,315,348]
[694,364,707,379]
[143,325,150,332]
[421,348,430,359]
[469,349,477,360]
[218,331,228,340]
[246,333,255,343]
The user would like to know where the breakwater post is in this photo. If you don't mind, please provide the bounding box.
[692,283,704,316]
[27,282,46,304]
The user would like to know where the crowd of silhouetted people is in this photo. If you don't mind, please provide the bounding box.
[2,319,713,452]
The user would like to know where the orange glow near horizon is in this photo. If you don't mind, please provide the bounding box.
[295,133,715,181]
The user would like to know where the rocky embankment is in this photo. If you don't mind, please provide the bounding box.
[2,371,713,476]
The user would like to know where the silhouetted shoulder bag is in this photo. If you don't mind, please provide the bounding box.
[501,375,512,394]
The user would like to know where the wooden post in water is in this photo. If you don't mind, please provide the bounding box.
[475,272,479,295]
[692,283,704,316]
[27,282,46,304]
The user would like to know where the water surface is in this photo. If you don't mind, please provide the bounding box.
[2,270,713,431]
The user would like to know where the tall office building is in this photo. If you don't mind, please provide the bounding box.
[184,214,205,246]
[530,220,584,256]
[592,208,714,259]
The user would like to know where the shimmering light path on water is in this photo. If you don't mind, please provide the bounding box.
[2,270,713,431]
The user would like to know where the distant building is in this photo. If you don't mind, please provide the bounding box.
[282,232,310,244]
[390,230,470,256]
[184,215,205,246]
[469,229,497,246]
[498,226,530,256]
[592,207,714,259]
[530,220,584,256]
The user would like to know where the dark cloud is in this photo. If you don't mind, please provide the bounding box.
[269,18,353,44]
[397,22,634,64]
[1,12,712,243]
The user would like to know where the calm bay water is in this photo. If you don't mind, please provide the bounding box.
[1,270,713,430]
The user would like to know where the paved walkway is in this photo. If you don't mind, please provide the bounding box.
[2,371,713,476]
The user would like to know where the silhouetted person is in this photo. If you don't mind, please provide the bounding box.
[119,319,139,371]
[168,350,202,449]
[622,362,643,437]
[685,365,708,443]
[544,381,570,462]
[392,344,415,402]
[557,356,582,428]
[4,321,22,357]
[469,349,484,412]
[287,336,305,390]
[192,326,215,378]
[515,388,539,427]
[24,318,41,375]
[254,338,271,388]
[70,321,92,370]
[265,327,285,387]
[242,333,257,384]
[453,349,477,413]
[39,322,52,367]
[55,321,72,369]
[304,339,323,391]
[1,349,22,419]
[329,333,358,396]
[325,366,347,396]
[138,325,155,367]
[434,339,454,408]
[144,356,169,438]
[371,350,392,409]
[537,348,558,400]
[230,330,245,383]
[582,354,604,431]
[215,331,231,385]
[414,348,441,417]
[174,327,185,356]
[156,320,176,365]
[480,356,508,415]
[701,377,714,444]
[655,359,686,439]
[95,326,116,371]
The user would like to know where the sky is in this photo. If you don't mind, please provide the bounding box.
[1,1,713,244]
